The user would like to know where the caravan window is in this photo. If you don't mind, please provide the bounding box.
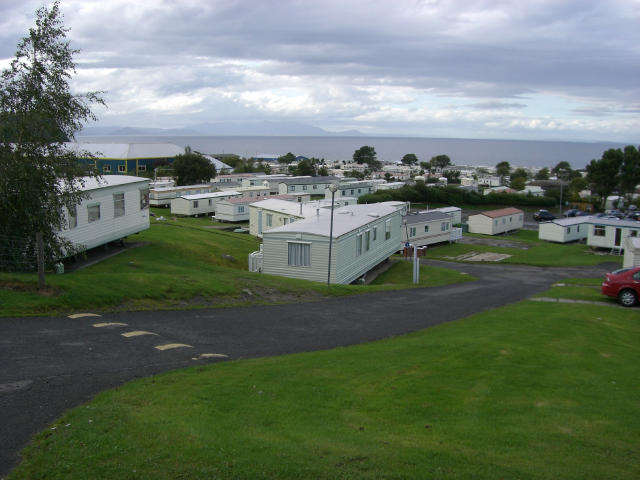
[193,200,199,208]
[365,230,371,251]
[594,225,605,237]
[113,193,125,217]
[373,227,377,241]
[87,204,100,223]
[409,227,416,237]
[140,189,149,210]
[118,165,126,173]
[68,206,77,229]
[266,214,273,227]
[356,234,363,256]
[385,220,391,240]
[288,242,310,267]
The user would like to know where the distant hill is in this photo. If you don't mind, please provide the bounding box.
[79,121,365,137]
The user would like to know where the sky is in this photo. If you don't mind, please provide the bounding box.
[0,0,638,142]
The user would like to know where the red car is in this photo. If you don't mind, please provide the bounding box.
[601,266,640,307]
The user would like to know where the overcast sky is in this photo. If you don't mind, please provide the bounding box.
[1,0,638,142]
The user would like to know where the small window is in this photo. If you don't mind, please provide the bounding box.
[577,225,580,232]
[193,200,199,208]
[288,242,310,267]
[631,230,638,237]
[138,165,146,172]
[519,214,523,221]
[385,220,391,240]
[312,185,317,190]
[266,214,273,227]
[303,185,307,190]
[441,222,449,231]
[409,227,416,237]
[502,218,506,224]
[118,165,126,173]
[68,206,77,229]
[103,165,111,172]
[238,206,245,213]
[424,225,429,233]
[365,230,370,251]
[289,185,295,191]
[567,227,571,234]
[356,234,363,256]
[140,188,149,210]
[87,204,100,223]
[208,199,213,206]
[373,227,377,241]
[594,225,606,237]
[113,193,125,217]
[284,218,289,225]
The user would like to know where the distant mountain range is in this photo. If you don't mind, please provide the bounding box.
[78,121,365,137]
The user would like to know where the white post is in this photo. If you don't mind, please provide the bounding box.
[413,244,419,284]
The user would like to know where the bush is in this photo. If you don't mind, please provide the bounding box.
[358,184,555,207]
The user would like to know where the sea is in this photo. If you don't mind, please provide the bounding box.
[77,135,630,169]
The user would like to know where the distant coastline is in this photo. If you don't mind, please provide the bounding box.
[76,134,627,169]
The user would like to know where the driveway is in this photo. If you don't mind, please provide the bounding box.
[0,260,615,477]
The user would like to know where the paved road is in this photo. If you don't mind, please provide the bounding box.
[0,260,615,477]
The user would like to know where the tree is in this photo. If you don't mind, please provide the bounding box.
[277,152,296,165]
[172,148,216,185]
[495,161,511,177]
[290,158,317,176]
[401,153,418,166]
[510,177,526,191]
[443,170,461,184]
[430,154,451,170]
[353,145,381,171]
[317,165,329,176]
[619,145,640,201]
[586,149,624,209]
[535,167,550,180]
[511,168,529,181]
[0,2,104,271]
[551,161,573,180]
[419,161,431,173]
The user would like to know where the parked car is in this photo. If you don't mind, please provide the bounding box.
[605,209,625,219]
[601,266,640,307]
[626,211,640,221]
[564,209,585,217]
[533,209,555,221]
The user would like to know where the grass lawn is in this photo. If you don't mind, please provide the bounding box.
[0,212,472,317]
[426,230,622,267]
[370,259,475,287]
[9,288,639,479]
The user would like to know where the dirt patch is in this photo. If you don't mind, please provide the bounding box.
[110,287,330,312]
[0,280,62,296]
[444,251,512,262]
[458,236,530,250]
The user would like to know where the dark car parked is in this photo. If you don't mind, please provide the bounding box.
[533,209,556,222]
[564,209,585,217]
[601,266,640,307]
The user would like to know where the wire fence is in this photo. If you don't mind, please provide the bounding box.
[0,233,38,272]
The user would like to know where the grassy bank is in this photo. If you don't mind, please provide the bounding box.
[9,287,639,479]
[426,230,621,267]
[0,214,472,317]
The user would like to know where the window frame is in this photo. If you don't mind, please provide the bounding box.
[113,192,125,218]
[287,241,311,267]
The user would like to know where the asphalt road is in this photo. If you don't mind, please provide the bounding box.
[0,260,616,477]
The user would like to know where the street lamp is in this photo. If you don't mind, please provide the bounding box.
[327,183,338,286]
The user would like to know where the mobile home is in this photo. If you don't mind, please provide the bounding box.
[538,217,589,243]
[60,175,150,253]
[587,218,640,251]
[402,211,454,247]
[467,207,524,235]
[170,191,241,216]
[258,202,404,284]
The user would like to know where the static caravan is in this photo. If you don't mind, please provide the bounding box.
[623,237,640,267]
[150,184,213,207]
[420,207,462,225]
[467,207,524,235]
[402,211,453,247]
[260,202,404,284]
[538,217,590,243]
[325,180,377,200]
[587,218,640,251]
[60,175,150,253]
[170,191,241,216]
[215,197,255,222]
[278,176,339,195]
